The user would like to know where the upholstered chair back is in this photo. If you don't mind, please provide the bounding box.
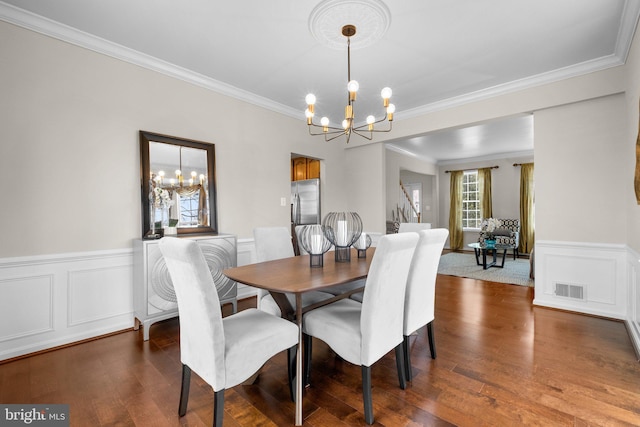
[398,223,432,233]
[359,232,419,366]
[404,229,449,335]
[159,237,226,390]
[254,227,294,261]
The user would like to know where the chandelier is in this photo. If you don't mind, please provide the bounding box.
[305,24,395,144]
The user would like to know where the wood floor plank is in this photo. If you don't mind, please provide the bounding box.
[2,274,640,426]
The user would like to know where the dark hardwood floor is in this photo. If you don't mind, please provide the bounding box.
[2,275,640,426]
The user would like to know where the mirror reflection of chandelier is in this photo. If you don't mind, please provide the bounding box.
[305,24,395,144]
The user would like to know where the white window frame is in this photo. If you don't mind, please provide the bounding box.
[462,170,481,230]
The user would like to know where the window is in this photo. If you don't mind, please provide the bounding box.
[462,170,481,229]
[179,192,201,226]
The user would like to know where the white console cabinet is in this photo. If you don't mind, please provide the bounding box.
[133,234,237,340]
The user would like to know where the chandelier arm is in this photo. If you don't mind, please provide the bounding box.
[308,126,346,137]
[353,120,393,133]
[351,129,374,140]
[324,131,350,142]
[309,122,345,132]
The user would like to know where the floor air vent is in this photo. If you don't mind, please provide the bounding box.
[555,283,585,300]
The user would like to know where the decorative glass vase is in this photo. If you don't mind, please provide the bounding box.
[297,224,332,267]
[322,212,363,262]
[352,232,372,258]
[484,238,496,248]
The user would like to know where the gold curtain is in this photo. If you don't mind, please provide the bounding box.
[448,171,464,250]
[172,184,208,226]
[478,167,493,219]
[519,163,535,254]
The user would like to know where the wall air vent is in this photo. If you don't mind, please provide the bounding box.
[555,283,585,300]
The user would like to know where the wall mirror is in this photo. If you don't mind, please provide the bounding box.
[140,131,217,238]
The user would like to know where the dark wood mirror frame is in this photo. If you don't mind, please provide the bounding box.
[139,130,218,238]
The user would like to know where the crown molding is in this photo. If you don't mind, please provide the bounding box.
[2,0,638,124]
[0,1,302,120]
[396,54,624,122]
[435,150,535,167]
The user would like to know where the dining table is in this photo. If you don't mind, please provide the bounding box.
[223,247,375,426]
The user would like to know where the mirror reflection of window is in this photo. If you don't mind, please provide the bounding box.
[179,192,200,226]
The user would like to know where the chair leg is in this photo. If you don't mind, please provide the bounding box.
[394,343,407,390]
[178,364,191,417]
[403,335,412,382]
[513,248,517,260]
[213,389,224,427]
[287,344,297,402]
[303,333,312,387]
[361,365,374,425]
[427,321,437,359]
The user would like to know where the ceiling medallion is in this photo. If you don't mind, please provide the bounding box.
[308,0,391,50]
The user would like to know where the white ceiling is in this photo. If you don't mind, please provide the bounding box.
[1,0,638,162]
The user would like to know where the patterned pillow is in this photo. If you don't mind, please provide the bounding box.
[493,228,512,237]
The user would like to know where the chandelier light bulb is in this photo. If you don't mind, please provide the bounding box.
[347,80,359,93]
[387,103,395,121]
[342,119,349,129]
[367,115,375,131]
[320,117,330,126]
[305,93,316,105]
[381,87,392,107]
[305,108,314,125]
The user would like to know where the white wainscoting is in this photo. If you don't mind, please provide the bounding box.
[534,240,639,359]
[0,249,134,361]
[625,247,640,359]
[6,236,635,362]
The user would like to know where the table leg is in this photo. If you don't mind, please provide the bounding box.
[498,249,507,268]
[473,248,481,265]
[295,293,303,425]
[482,248,498,269]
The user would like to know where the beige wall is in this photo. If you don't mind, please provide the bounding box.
[0,21,350,257]
[535,94,628,243]
[344,143,386,233]
[4,15,640,259]
[624,13,640,252]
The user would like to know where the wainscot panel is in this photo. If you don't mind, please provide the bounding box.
[0,249,133,361]
[626,248,640,360]
[534,240,628,320]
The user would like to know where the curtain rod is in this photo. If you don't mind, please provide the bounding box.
[444,165,498,173]
[513,163,533,167]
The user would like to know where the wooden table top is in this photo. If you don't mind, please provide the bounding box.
[223,248,375,294]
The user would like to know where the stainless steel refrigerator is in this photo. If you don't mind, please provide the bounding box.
[291,178,320,225]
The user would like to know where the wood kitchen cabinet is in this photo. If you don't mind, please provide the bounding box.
[291,157,320,181]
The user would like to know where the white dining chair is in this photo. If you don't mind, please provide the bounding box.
[398,222,432,233]
[159,237,299,427]
[302,232,419,425]
[402,228,449,381]
[254,226,334,316]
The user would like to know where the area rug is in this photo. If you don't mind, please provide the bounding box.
[437,252,534,287]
